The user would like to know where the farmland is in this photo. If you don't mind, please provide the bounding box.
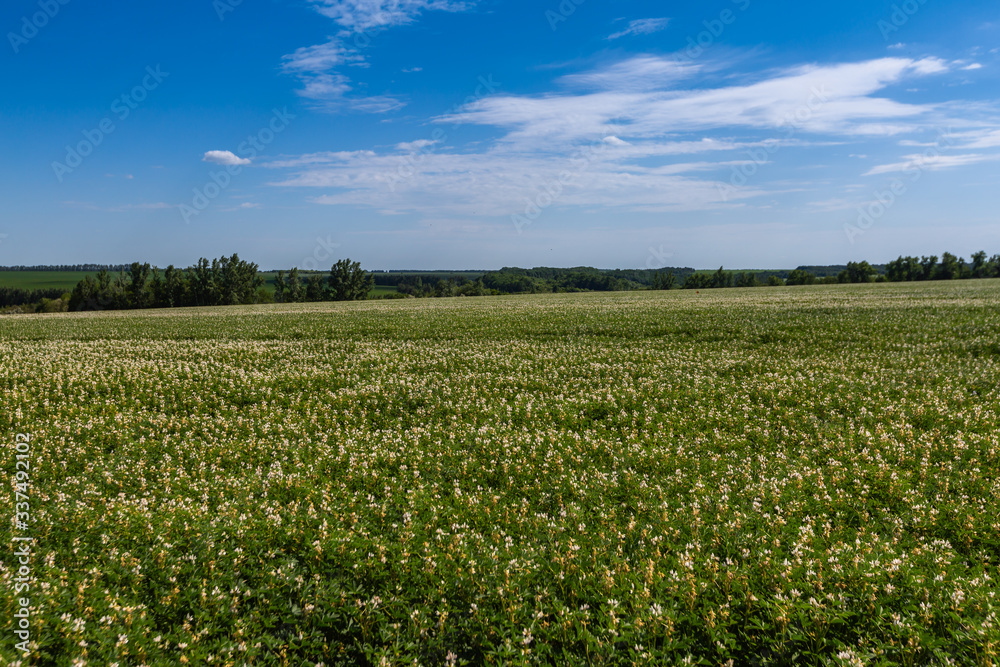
[0,272,95,293]
[1,281,999,665]
[0,272,397,302]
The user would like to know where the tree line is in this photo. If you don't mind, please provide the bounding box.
[0,287,69,311]
[69,255,265,311]
[0,264,129,272]
[272,260,374,303]
[646,251,1000,292]
[884,252,1000,282]
[5,249,998,314]
[68,255,375,311]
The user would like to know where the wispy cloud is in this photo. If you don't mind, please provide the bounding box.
[559,55,699,91]
[218,202,262,212]
[282,40,358,73]
[308,0,473,32]
[864,153,998,175]
[608,18,670,40]
[439,57,953,149]
[203,150,251,166]
[959,129,1000,149]
[269,149,754,217]
[64,201,173,213]
[283,0,476,112]
[267,54,996,223]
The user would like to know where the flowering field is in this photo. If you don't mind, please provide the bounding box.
[2,281,999,666]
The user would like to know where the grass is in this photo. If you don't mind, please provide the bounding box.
[0,272,399,299]
[1,281,998,665]
[0,271,94,292]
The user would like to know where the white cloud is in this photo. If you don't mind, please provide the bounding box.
[296,73,352,100]
[308,0,473,32]
[267,54,995,223]
[960,129,1000,149]
[909,57,948,75]
[439,57,953,150]
[559,55,700,92]
[962,63,984,71]
[203,150,251,166]
[282,40,356,73]
[283,1,475,110]
[864,153,997,176]
[396,139,439,151]
[608,18,670,40]
[350,95,407,114]
[274,150,752,216]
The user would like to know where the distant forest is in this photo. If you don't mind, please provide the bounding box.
[0,264,129,272]
[1,250,998,313]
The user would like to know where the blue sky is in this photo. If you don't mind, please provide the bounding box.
[2,0,999,270]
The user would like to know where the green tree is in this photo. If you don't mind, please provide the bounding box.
[842,261,876,283]
[274,271,287,303]
[989,255,1000,278]
[937,252,959,280]
[305,274,327,301]
[69,276,99,311]
[711,267,732,289]
[285,268,305,303]
[128,262,152,309]
[163,265,187,307]
[327,259,374,301]
[886,256,921,282]
[971,251,988,278]
[919,256,938,281]
[149,268,166,308]
[683,273,711,289]
[190,258,217,306]
[786,269,817,286]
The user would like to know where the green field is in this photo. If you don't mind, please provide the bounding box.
[1,282,999,665]
[0,272,399,299]
[0,271,96,292]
